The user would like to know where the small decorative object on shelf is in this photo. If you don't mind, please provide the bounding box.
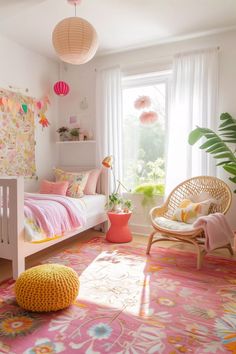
[70,127,80,141]
[57,126,70,141]
[79,132,84,141]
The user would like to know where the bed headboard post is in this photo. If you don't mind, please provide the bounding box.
[15,177,25,238]
[12,177,25,278]
[0,177,25,278]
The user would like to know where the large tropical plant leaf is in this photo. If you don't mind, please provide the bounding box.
[188,128,236,164]
[218,112,236,143]
[188,113,236,193]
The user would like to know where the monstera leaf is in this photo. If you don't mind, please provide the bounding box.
[188,113,236,192]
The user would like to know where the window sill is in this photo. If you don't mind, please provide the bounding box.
[123,191,164,198]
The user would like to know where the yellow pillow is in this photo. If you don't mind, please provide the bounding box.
[54,168,89,198]
[172,199,212,224]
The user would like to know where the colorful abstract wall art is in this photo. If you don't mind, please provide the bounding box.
[0,88,50,177]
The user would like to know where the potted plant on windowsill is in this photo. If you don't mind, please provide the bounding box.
[133,183,165,207]
[70,128,80,141]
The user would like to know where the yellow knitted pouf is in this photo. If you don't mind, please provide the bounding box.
[15,264,79,312]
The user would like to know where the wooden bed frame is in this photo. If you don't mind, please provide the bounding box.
[0,166,109,279]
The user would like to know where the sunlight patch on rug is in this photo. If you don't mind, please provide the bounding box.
[78,250,148,316]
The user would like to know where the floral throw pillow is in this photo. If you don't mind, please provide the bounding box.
[54,168,89,198]
[172,198,213,224]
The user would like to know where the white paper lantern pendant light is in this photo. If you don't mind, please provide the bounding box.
[52,0,98,65]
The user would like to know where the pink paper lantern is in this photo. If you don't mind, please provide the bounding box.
[139,111,158,125]
[134,96,151,110]
[53,81,70,96]
[67,0,82,5]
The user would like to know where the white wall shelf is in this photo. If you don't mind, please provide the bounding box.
[56,140,96,144]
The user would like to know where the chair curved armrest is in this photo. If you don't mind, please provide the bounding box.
[149,202,168,222]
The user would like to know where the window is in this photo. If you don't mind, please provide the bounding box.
[122,71,170,193]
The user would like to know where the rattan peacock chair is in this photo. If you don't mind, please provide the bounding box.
[146,176,233,269]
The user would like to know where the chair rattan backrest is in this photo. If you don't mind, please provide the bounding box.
[164,176,232,219]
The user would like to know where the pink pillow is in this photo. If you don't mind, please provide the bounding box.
[84,169,101,195]
[40,180,69,195]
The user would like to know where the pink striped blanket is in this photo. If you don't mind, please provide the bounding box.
[24,193,86,242]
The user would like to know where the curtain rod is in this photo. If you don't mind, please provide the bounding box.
[94,56,173,72]
[175,46,220,57]
[94,46,220,72]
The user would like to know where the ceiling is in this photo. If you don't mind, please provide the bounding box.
[0,0,236,61]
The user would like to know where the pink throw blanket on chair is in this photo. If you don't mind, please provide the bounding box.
[193,213,235,251]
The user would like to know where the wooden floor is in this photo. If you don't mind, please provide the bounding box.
[0,229,235,283]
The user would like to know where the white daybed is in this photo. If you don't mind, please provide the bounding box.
[0,166,109,279]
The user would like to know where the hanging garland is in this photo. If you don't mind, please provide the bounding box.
[133,95,158,126]
[0,89,50,129]
[35,96,50,128]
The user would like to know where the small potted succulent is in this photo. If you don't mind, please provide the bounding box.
[122,199,133,213]
[70,128,80,141]
[57,126,70,141]
[106,193,123,212]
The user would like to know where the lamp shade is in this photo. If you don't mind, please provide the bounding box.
[102,156,113,169]
[54,81,70,96]
[52,17,98,65]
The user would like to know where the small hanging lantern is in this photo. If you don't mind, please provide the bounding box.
[139,111,158,125]
[53,81,70,96]
[134,95,151,110]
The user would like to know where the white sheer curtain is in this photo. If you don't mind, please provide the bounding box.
[166,48,219,194]
[96,66,123,192]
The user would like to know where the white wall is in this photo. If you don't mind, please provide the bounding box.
[57,62,96,167]
[0,34,59,191]
[59,29,236,230]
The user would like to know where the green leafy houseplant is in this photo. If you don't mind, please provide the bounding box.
[57,126,70,141]
[188,112,236,192]
[131,158,165,207]
[134,183,165,207]
[106,193,133,213]
[57,126,69,134]
[106,193,122,212]
[70,128,80,140]
[123,199,133,213]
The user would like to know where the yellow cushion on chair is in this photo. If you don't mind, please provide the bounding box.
[172,198,212,224]
[15,264,79,312]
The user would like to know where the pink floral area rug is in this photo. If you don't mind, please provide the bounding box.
[0,236,236,354]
